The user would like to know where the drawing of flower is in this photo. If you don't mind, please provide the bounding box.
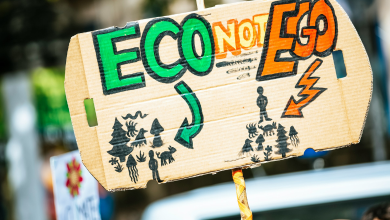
[66,158,83,197]
[109,157,118,165]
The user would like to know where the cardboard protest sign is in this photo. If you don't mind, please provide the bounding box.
[64,0,372,191]
[51,151,101,220]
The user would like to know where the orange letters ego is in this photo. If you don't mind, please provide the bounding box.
[257,0,337,81]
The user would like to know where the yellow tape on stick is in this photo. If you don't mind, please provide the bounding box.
[232,169,253,220]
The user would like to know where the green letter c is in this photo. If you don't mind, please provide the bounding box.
[141,18,186,83]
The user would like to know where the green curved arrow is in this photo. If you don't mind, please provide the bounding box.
[174,81,204,149]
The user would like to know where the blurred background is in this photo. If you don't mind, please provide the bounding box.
[0,0,389,219]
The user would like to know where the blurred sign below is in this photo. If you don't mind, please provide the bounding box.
[65,0,372,191]
[51,150,101,220]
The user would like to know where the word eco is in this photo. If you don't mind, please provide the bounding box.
[93,14,215,95]
[93,13,270,95]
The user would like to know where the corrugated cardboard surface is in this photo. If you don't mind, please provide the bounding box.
[65,0,372,190]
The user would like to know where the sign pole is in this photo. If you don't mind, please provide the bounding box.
[232,169,252,220]
[196,0,205,10]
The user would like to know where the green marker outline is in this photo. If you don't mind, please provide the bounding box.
[174,81,204,149]
[92,22,145,95]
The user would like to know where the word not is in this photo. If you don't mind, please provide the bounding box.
[93,14,214,95]
[212,14,269,59]
[257,0,337,81]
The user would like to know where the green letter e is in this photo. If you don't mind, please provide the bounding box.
[93,22,145,95]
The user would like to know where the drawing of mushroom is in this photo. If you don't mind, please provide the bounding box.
[255,134,265,151]
[150,119,164,148]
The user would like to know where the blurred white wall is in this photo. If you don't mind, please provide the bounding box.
[2,73,46,220]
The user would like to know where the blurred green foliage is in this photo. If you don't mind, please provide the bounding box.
[31,67,71,132]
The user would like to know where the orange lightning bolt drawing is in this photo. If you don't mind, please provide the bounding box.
[281,59,326,118]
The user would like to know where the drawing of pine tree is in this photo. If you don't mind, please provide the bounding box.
[275,124,291,158]
[107,118,132,162]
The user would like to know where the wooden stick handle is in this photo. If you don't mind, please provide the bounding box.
[196,0,205,10]
[232,168,253,220]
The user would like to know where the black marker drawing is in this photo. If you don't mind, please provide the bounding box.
[216,58,257,68]
[289,126,300,147]
[136,151,146,162]
[257,86,272,123]
[122,111,148,120]
[157,146,176,166]
[107,118,132,162]
[275,124,292,158]
[148,150,162,182]
[109,158,117,165]
[258,122,276,136]
[239,139,254,156]
[109,157,124,173]
[227,65,256,74]
[126,121,138,138]
[150,119,164,148]
[235,50,258,58]
[131,128,148,147]
[264,145,272,161]
[237,73,250,80]
[256,134,265,151]
[246,123,258,138]
[126,154,138,183]
[251,155,260,163]
[236,83,303,162]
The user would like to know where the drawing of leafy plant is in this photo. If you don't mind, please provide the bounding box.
[114,163,124,172]
[109,157,124,173]
[251,155,260,163]
[136,151,146,162]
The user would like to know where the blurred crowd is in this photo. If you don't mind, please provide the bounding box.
[0,0,389,219]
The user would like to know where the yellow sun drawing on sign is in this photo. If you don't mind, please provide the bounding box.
[66,158,83,197]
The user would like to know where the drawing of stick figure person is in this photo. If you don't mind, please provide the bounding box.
[257,86,272,123]
[148,150,162,182]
